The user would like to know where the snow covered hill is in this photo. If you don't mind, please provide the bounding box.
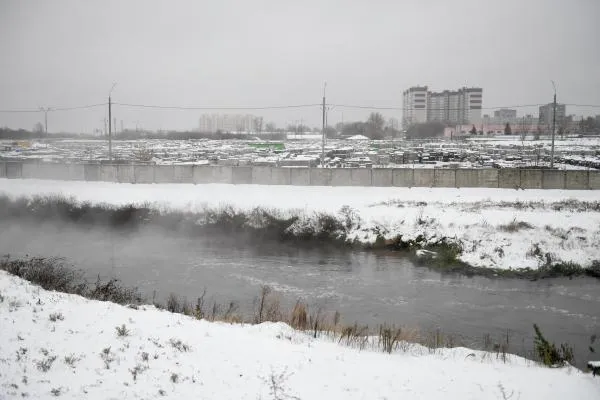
[1,271,599,399]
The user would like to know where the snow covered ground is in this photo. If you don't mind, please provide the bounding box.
[1,178,600,271]
[1,271,599,399]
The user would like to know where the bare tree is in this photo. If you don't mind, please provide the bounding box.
[33,122,44,134]
[366,112,385,139]
[265,122,276,133]
[253,117,264,135]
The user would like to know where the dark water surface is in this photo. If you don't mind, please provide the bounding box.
[1,221,599,367]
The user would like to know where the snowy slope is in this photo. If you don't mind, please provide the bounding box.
[1,178,600,271]
[1,271,599,399]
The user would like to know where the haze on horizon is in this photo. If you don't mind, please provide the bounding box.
[1,0,599,133]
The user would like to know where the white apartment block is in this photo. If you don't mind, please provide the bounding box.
[402,86,428,127]
[402,86,483,127]
[199,114,257,133]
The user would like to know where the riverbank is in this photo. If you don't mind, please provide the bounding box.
[1,179,599,278]
[1,268,599,399]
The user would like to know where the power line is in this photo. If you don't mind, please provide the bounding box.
[0,103,106,113]
[564,104,600,108]
[113,102,322,110]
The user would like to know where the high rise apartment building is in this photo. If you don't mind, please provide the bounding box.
[199,114,257,133]
[402,86,483,127]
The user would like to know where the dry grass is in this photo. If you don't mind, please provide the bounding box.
[498,218,534,232]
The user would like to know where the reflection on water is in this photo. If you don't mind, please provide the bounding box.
[1,220,599,367]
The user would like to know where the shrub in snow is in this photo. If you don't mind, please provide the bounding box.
[533,324,574,367]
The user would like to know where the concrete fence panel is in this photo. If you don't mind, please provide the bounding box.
[45,164,72,180]
[520,169,543,189]
[498,168,521,188]
[290,168,310,185]
[565,170,589,190]
[0,162,6,178]
[68,164,85,181]
[392,168,414,187]
[270,168,291,185]
[480,169,499,188]
[588,171,600,190]
[232,167,252,184]
[350,168,373,186]
[154,165,175,183]
[542,169,566,189]
[413,169,435,187]
[193,166,232,184]
[99,165,118,182]
[134,165,155,184]
[251,166,272,185]
[433,169,455,188]
[6,162,23,179]
[173,165,194,183]
[372,168,393,187]
[456,169,479,187]
[117,165,135,183]
[84,164,100,181]
[192,166,212,184]
[330,168,351,186]
[21,163,41,179]
[310,168,332,186]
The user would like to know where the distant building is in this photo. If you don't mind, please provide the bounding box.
[538,103,566,129]
[493,109,517,121]
[402,86,483,127]
[199,114,257,133]
[402,86,428,127]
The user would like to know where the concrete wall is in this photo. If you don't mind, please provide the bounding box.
[520,169,543,189]
[290,168,310,185]
[134,165,155,184]
[193,166,232,184]
[23,163,74,181]
[372,168,392,186]
[3,161,600,189]
[117,165,135,183]
[392,169,414,187]
[542,169,565,189]
[99,165,118,182]
[6,162,22,179]
[413,169,434,187]
[173,165,194,184]
[251,166,272,185]
[232,167,252,184]
[589,171,600,190]
[330,168,350,186]
[310,168,332,186]
[434,169,455,188]
[84,164,100,181]
[499,168,520,188]
[154,165,175,184]
[564,171,588,190]
[271,168,291,185]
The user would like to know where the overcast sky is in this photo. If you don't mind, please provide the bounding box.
[1,0,599,133]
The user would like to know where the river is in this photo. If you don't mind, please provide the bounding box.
[1,221,599,367]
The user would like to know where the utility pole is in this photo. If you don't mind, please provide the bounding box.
[39,107,50,134]
[550,81,556,168]
[321,82,326,167]
[108,83,116,161]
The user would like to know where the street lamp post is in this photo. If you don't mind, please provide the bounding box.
[39,107,51,134]
[108,83,117,161]
[550,81,557,168]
